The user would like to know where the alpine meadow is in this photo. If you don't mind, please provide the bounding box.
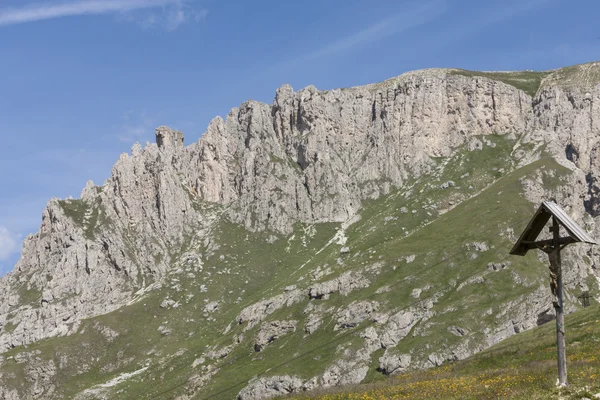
[2,60,600,399]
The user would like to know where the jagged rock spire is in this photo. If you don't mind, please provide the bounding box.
[155,126,184,149]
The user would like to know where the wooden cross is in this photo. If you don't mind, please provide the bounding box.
[510,201,596,387]
[578,291,591,308]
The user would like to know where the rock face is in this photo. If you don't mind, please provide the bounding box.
[334,301,379,330]
[237,290,304,330]
[254,320,298,352]
[0,68,547,351]
[379,311,416,348]
[0,127,206,351]
[237,376,311,400]
[1,62,600,399]
[379,350,412,375]
[155,126,184,150]
[188,70,531,235]
[308,271,370,299]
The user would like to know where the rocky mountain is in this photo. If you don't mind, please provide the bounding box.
[1,62,600,399]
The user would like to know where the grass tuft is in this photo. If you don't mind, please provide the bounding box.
[449,69,551,97]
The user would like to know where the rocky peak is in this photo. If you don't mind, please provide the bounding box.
[155,126,184,150]
[2,62,600,369]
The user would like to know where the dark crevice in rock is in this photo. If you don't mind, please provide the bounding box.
[296,144,309,170]
[567,92,577,109]
[371,99,377,122]
[565,143,579,163]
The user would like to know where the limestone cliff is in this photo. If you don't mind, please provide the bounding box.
[0,62,599,400]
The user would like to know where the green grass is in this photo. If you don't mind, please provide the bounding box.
[16,284,41,306]
[450,61,600,98]
[58,198,89,223]
[187,138,578,399]
[0,216,343,399]
[1,321,16,334]
[0,135,593,400]
[289,303,600,400]
[540,61,600,91]
[57,198,112,240]
[449,69,551,97]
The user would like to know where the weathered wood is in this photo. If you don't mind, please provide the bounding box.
[522,237,573,252]
[550,217,568,386]
[511,202,597,387]
[510,201,596,256]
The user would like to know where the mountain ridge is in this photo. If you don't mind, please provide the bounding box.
[0,61,599,399]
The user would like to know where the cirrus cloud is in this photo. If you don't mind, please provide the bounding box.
[0,0,207,30]
[0,226,20,262]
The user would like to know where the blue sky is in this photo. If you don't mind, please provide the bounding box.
[0,0,598,275]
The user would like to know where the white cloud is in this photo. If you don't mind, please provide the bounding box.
[303,0,447,61]
[118,110,156,143]
[437,0,551,45]
[0,227,20,261]
[136,0,207,31]
[0,0,207,30]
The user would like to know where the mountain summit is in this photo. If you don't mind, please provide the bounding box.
[1,62,600,399]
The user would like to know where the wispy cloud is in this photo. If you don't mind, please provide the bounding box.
[0,0,206,30]
[302,0,447,62]
[0,226,20,262]
[135,0,207,31]
[0,197,51,233]
[441,0,552,45]
[481,42,600,71]
[117,110,156,143]
[0,226,21,276]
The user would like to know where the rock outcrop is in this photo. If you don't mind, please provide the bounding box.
[308,271,370,299]
[1,62,600,399]
[379,350,412,375]
[237,376,313,400]
[254,320,298,352]
[0,68,552,351]
[237,290,304,330]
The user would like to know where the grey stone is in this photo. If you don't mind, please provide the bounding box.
[237,375,306,400]
[448,326,468,337]
[467,242,489,252]
[428,353,445,367]
[304,314,323,335]
[254,320,297,352]
[334,301,379,330]
[155,126,184,149]
[380,311,417,348]
[237,290,304,330]
[2,65,600,398]
[321,358,369,387]
[487,262,510,271]
[308,271,370,299]
[158,325,171,336]
[202,301,219,314]
[379,349,411,375]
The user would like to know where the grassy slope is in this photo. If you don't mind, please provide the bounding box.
[288,303,600,400]
[193,134,556,399]
[0,134,595,400]
[449,61,600,98]
[540,62,600,91]
[448,70,550,97]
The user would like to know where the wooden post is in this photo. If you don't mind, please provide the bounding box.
[511,202,597,388]
[550,217,568,386]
